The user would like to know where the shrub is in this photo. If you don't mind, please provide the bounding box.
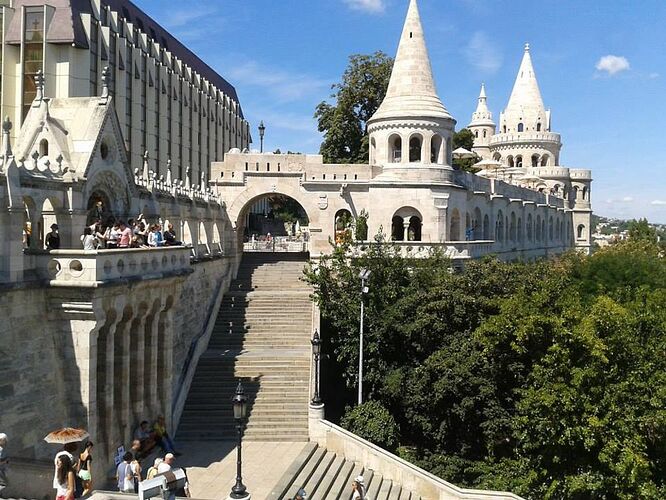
[340,400,399,452]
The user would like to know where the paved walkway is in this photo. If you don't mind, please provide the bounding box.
[175,440,308,499]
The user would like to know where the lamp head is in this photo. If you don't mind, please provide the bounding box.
[311,329,321,356]
[232,381,248,420]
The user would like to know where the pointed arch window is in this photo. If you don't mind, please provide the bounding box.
[536,122,542,131]
[517,123,524,132]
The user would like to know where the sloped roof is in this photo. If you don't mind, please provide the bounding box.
[370,0,452,123]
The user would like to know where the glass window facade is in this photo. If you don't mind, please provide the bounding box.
[22,7,44,120]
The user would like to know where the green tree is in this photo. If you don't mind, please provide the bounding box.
[341,400,400,451]
[315,52,393,164]
[452,128,480,173]
[628,218,658,243]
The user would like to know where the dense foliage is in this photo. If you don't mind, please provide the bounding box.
[315,52,393,164]
[305,237,666,499]
[340,400,400,452]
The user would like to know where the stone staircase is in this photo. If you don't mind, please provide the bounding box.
[270,443,421,500]
[177,252,313,442]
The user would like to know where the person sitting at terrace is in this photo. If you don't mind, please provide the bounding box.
[133,421,157,458]
[147,224,164,247]
[153,415,179,455]
[164,224,182,246]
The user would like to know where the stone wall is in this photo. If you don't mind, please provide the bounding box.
[0,252,239,498]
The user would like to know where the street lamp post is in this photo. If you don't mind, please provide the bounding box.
[311,330,322,406]
[358,269,371,405]
[258,121,266,153]
[229,382,249,499]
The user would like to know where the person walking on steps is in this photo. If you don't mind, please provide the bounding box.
[352,475,366,500]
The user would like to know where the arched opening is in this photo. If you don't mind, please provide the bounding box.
[541,219,546,243]
[541,155,549,166]
[483,130,487,138]
[531,154,539,168]
[536,122,542,132]
[573,186,579,201]
[408,216,422,241]
[392,216,404,241]
[509,212,516,242]
[475,130,479,138]
[527,214,533,242]
[515,155,523,168]
[507,155,514,168]
[582,187,589,200]
[39,138,49,157]
[517,216,523,242]
[517,123,524,132]
[198,222,210,255]
[40,198,61,250]
[577,224,585,240]
[495,210,504,243]
[182,221,193,246]
[86,190,113,226]
[409,135,422,163]
[389,134,402,163]
[449,209,461,241]
[473,207,482,240]
[334,209,353,244]
[212,223,223,254]
[431,134,443,164]
[483,214,490,240]
[493,152,501,162]
[241,194,310,250]
[22,196,37,249]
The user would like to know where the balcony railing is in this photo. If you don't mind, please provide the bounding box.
[28,247,193,286]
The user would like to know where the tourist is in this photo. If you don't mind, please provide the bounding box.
[130,453,142,493]
[53,443,77,492]
[164,224,182,246]
[153,415,178,454]
[146,457,163,480]
[156,452,175,474]
[106,221,121,249]
[293,488,307,500]
[55,454,76,500]
[81,227,96,250]
[22,222,31,248]
[116,452,134,493]
[118,221,133,248]
[351,475,365,499]
[147,224,164,247]
[133,421,157,457]
[45,223,60,250]
[78,441,93,496]
[0,433,8,494]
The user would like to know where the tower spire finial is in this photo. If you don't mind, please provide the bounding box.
[369,0,452,122]
[524,42,530,52]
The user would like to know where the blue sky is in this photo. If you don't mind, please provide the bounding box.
[141,0,666,222]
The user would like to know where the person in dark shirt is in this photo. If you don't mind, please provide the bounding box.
[45,223,60,250]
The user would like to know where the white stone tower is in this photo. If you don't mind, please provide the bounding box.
[468,83,496,160]
[490,44,562,168]
[367,0,456,177]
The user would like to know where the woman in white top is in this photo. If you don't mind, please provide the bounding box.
[81,227,96,250]
[55,454,75,500]
[351,475,366,500]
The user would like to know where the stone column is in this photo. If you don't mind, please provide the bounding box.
[130,312,146,423]
[113,311,133,449]
[147,303,161,416]
[403,218,410,241]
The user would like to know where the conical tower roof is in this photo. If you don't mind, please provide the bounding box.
[501,44,548,130]
[369,0,452,122]
[469,83,494,127]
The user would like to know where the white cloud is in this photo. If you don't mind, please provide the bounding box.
[651,200,666,206]
[227,61,330,103]
[343,0,385,14]
[605,197,634,204]
[464,31,502,74]
[649,72,660,79]
[595,55,630,76]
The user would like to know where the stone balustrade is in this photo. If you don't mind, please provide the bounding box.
[29,247,192,286]
[489,131,561,145]
[348,241,495,261]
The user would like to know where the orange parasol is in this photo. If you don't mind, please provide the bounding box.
[44,427,90,444]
